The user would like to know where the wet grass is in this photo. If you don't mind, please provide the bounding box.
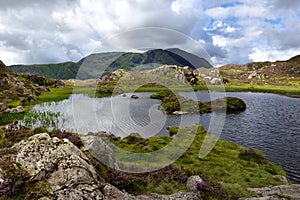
[33,87,73,104]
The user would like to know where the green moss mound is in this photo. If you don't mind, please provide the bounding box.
[150,91,247,114]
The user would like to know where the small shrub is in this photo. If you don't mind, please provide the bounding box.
[0,160,29,198]
[197,175,228,200]
[196,181,208,191]
[0,126,33,148]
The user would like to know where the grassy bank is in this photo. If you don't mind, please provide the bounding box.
[0,88,73,125]
[95,126,286,199]
[33,87,73,104]
[150,90,246,114]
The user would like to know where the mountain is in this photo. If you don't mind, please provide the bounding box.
[219,55,300,85]
[107,48,212,72]
[166,48,212,68]
[9,49,212,80]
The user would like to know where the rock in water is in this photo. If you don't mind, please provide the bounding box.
[13,133,134,200]
[131,94,139,99]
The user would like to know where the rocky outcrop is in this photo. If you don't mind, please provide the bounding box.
[8,133,203,199]
[100,69,128,82]
[219,55,300,86]
[0,60,64,113]
[12,133,134,200]
[245,184,300,200]
[20,73,64,88]
[99,65,199,86]
[142,65,198,85]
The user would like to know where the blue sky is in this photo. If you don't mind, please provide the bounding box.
[0,0,300,66]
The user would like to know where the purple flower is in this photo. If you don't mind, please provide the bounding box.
[196,181,209,191]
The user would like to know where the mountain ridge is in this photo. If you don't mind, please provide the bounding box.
[8,48,212,80]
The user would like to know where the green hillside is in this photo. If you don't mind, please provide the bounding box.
[9,49,212,80]
[9,62,80,80]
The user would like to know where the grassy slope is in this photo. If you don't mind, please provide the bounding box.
[109,126,285,198]
[9,62,80,79]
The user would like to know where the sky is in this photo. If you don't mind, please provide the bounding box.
[0,0,300,66]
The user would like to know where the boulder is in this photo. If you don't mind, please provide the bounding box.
[186,175,204,192]
[131,95,139,99]
[13,133,132,199]
[80,135,119,169]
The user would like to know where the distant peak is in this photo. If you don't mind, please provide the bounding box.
[288,55,300,62]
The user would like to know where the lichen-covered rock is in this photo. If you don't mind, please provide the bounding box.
[13,133,133,199]
[245,184,300,200]
[186,175,203,192]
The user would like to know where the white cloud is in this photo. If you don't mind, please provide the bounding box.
[0,0,299,67]
[249,47,300,62]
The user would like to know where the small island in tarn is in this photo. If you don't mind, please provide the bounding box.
[150,91,247,114]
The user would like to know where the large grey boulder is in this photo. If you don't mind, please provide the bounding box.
[13,133,133,200]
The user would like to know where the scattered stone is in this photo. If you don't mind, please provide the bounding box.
[5,105,25,113]
[186,175,203,192]
[131,95,139,99]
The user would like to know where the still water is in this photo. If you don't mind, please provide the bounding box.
[31,92,300,183]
